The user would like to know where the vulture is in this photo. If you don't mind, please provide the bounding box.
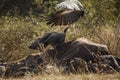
[46,0,84,26]
[29,27,69,50]
[60,38,109,62]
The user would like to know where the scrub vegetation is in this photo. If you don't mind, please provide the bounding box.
[0,0,119,79]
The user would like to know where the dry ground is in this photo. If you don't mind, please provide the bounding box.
[0,73,120,80]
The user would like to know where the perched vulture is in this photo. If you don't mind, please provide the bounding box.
[29,27,69,50]
[60,37,109,62]
[46,0,84,26]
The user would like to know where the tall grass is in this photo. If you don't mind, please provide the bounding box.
[0,16,119,61]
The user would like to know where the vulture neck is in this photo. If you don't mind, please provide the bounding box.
[64,27,69,33]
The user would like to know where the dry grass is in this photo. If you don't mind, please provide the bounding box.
[0,17,119,61]
[1,73,120,80]
[0,16,120,79]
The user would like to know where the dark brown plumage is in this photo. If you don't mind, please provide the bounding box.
[29,27,69,50]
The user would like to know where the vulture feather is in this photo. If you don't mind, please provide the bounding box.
[46,0,84,26]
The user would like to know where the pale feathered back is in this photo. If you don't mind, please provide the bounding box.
[46,0,84,26]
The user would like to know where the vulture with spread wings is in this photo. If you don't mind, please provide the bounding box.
[46,0,84,26]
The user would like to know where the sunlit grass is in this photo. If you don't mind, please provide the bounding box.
[0,16,120,80]
[2,73,120,80]
[0,16,119,61]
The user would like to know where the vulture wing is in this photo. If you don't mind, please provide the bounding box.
[29,33,52,49]
[46,0,84,26]
[29,38,42,50]
[44,33,65,45]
